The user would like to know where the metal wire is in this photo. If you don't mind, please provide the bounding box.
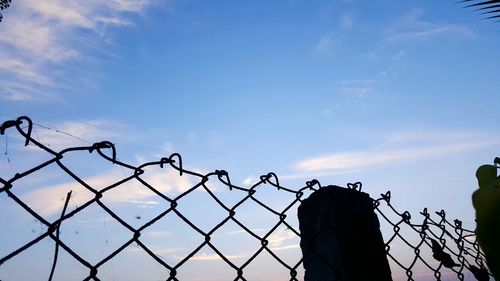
[0,116,493,281]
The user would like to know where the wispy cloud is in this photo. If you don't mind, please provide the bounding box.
[30,119,134,150]
[294,131,498,172]
[313,34,334,55]
[189,253,249,261]
[267,228,297,248]
[340,13,354,30]
[320,79,381,114]
[126,199,160,206]
[0,0,154,101]
[216,228,266,237]
[336,79,379,98]
[269,244,300,251]
[242,177,254,186]
[23,167,193,216]
[385,8,474,43]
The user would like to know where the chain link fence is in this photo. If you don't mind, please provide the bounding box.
[0,116,494,281]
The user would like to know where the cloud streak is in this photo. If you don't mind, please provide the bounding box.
[294,132,498,172]
[336,79,380,98]
[29,119,134,151]
[313,34,334,55]
[385,8,473,43]
[0,0,153,101]
[267,228,297,248]
[23,167,193,216]
[189,253,249,261]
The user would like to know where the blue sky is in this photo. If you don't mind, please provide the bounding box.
[1,0,499,280]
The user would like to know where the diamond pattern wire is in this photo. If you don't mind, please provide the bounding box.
[0,116,494,281]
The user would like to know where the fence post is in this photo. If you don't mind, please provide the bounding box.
[298,185,393,281]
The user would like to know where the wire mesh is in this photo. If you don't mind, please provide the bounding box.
[0,116,494,281]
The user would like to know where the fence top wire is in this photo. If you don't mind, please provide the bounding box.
[0,116,494,281]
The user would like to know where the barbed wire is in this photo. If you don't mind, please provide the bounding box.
[0,116,494,281]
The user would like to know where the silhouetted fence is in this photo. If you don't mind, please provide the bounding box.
[0,116,494,281]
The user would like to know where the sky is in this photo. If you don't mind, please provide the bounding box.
[1,0,500,280]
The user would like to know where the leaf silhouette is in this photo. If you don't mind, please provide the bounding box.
[460,0,500,21]
[0,0,12,23]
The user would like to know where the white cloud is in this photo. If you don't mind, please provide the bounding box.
[313,34,334,55]
[337,79,379,98]
[340,13,354,29]
[267,228,296,248]
[125,200,160,205]
[28,119,133,151]
[242,177,254,186]
[160,142,175,154]
[188,252,249,261]
[265,228,300,252]
[0,0,154,101]
[23,167,194,216]
[216,228,266,237]
[143,168,193,195]
[0,57,52,86]
[388,26,472,42]
[269,244,300,251]
[294,132,499,172]
[385,8,474,43]
[1,16,80,62]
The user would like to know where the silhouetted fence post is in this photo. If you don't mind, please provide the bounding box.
[298,185,393,281]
